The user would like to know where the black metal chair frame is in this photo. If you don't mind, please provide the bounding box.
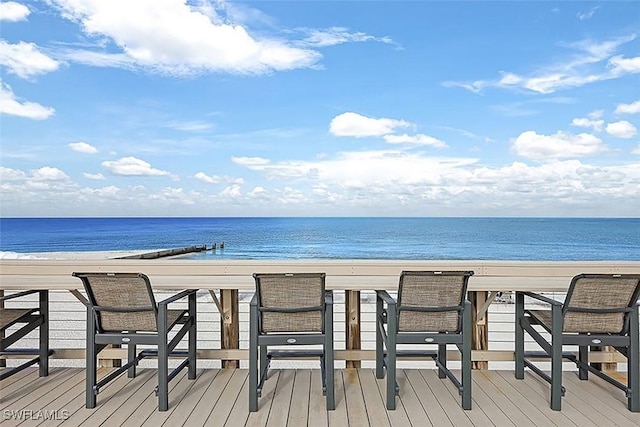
[376,271,474,410]
[73,272,197,412]
[249,273,335,412]
[515,273,640,412]
[1,290,51,380]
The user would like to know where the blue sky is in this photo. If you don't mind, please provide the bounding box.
[1,1,639,217]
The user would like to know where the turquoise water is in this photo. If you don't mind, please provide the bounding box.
[0,217,638,260]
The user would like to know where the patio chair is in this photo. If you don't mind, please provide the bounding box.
[1,290,51,380]
[515,273,640,412]
[72,272,197,411]
[376,270,474,410]
[249,273,334,411]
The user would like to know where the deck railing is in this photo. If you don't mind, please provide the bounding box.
[1,259,638,370]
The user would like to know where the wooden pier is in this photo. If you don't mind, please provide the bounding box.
[115,245,208,259]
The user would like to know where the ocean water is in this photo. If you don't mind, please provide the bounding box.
[0,217,638,260]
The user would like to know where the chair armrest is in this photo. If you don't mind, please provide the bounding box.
[0,290,41,302]
[157,289,197,307]
[376,290,396,305]
[519,291,562,306]
[325,290,334,305]
[250,292,258,307]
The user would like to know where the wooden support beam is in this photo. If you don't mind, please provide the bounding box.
[345,290,361,368]
[3,348,625,363]
[220,289,239,368]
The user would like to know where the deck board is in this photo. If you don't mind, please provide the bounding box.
[2,367,640,426]
[404,369,452,426]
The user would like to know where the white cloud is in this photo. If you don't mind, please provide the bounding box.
[571,117,604,132]
[0,166,27,181]
[231,156,271,166]
[383,133,447,148]
[32,166,70,181]
[608,55,640,74]
[68,141,98,153]
[237,149,478,187]
[49,0,321,76]
[445,35,638,94]
[329,112,411,137]
[227,150,640,216]
[0,80,55,120]
[0,1,30,21]
[102,156,172,176]
[3,155,640,217]
[576,7,598,21]
[249,186,267,197]
[0,41,60,79]
[606,120,638,139]
[166,120,213,132]
[633,144,640,155]
[83,172,105,180]
[512,131,606,159]
[195,172,243,184]
[615,100,640,115]
[296,27,395,48]
[220,184,242,198]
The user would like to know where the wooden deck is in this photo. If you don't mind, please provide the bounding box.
[1,368,639,426]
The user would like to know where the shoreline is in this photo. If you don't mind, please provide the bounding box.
[0,250,162,260]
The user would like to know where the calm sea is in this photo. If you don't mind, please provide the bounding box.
[0,217,638,261]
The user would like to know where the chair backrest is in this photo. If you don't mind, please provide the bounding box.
[397,271,473,333]
[73,272,158,332]
[563,274,640,334]
[253,273,326,333]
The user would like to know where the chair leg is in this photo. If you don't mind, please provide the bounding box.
[437,344,447,379]
[86,307,97,409]
[515,292,525,380]
[158,305,169,411]
[550,305,563,411]
[39,290,49,377]
[375,296,384,379]
[128,344,137,378]
[628,305,639,412]
[578,341,588,381]
[462,300,472,410]
[386,303,397,410]
[259,345,267,382]
[325,301,335,410]
[249,302,259,412]
[188,292,197,380]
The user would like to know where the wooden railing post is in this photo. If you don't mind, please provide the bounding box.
[220,289,239,368]
[345,290,361,368]
[469,291,489,370]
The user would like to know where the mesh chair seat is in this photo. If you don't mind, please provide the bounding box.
[527,309,626,334]
[101,309,187,332]
[0,308,37,330]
